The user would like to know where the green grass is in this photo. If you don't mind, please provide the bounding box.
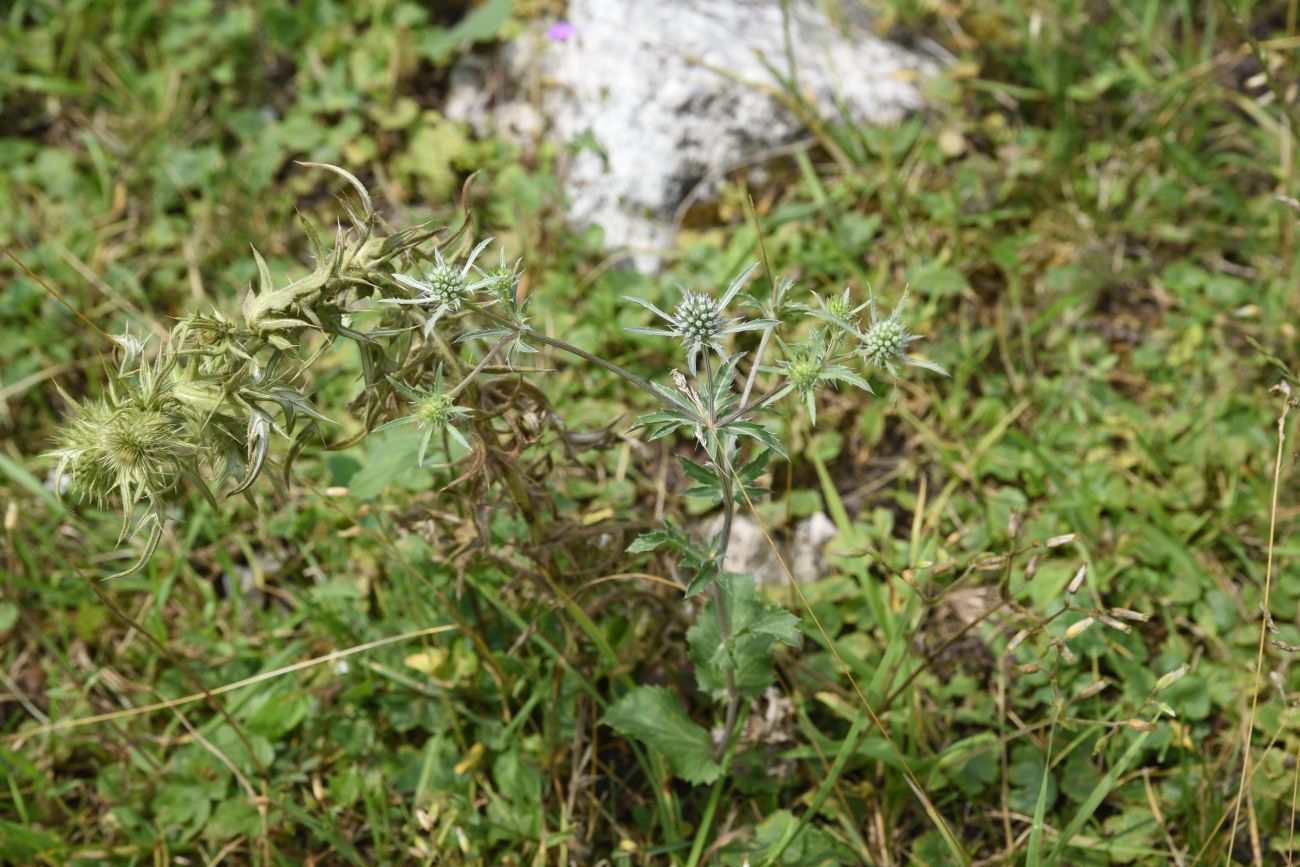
[4,0,1300,864]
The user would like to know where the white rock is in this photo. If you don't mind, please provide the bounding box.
[719,511,838,586]
[448,0,937,268]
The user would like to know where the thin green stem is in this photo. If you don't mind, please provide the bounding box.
[719,382,794,426]
[446,334,509,399]
[463,301,704,422]
[685,703,751,867]
[701,351,742,761]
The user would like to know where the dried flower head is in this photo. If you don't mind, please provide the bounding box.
[624,263,776,375]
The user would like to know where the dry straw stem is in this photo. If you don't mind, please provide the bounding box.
[1225,381,1294,865]
[6,624,457,742]
[0,241,111,340]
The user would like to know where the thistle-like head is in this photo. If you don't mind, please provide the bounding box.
[672,292,725,349]
[857,288,948,378]
[861,317,908,368]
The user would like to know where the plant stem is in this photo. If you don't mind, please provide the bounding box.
[685,702,751,867]
[739,323,775,409]
[702,352,742,761]
[464,302,703,422]
[446,334,509,399]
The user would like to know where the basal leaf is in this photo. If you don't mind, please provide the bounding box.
[602,686,721,785]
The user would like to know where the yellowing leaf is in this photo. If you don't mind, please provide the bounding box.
[404,649,447,674]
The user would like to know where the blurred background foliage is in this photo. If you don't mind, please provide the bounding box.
[3,0,1300,864]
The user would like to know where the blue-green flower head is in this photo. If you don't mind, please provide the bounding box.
[623,263,777,375]
[858,287,948,378]
[383,237,496,335]
[861,317,908,367]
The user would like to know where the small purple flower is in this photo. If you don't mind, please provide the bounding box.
[546,21,577,42]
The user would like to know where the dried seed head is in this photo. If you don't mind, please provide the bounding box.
[1046,533,1077,548]
[1012,663,1041,675]
[1064,617,1094,640]
[1067,564,1087,594]
[1125,719,1157,732]
[1110,608,1150,622]
[1006,628,1031,653]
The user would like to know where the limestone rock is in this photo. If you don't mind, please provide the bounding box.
[447,0,937,267]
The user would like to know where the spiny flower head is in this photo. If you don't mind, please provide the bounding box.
[776,329,873,424]
[381,365,474,466]
[52,383,194,524]
[673,292,726,346]
[423,261,468,307]
[857,287,948,378]
[861,317,907,366]
[477,248,525,300]
[800,286,870,332]
[786,354,824,393]
[623,263,776,375]
[417,392,458,428]
[384,237,496,335]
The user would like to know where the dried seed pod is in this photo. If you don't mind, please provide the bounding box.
[1154,664,1189,693]
[1064,617,1094,640]
[1110,608,1150,622]
[1006,628,1031,653]
[1076,679,1109,700]
[1046,533,1077,548]
[1097,614,1131,633]
[1067,564,1087,594]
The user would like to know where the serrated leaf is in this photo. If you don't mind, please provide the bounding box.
[747,608,803,647]
[602,686,721,785]
[683,563,720,597]
[727,420,788,459]
[687,572,800,698]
